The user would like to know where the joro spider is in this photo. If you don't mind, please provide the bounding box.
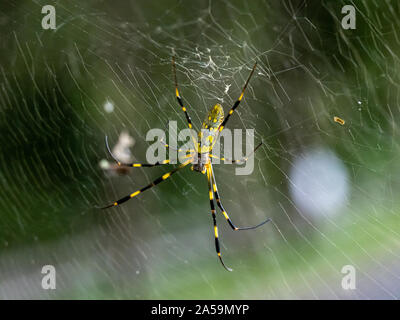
[100,57,270,271]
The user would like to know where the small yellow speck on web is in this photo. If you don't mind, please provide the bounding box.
[334,116,345,125]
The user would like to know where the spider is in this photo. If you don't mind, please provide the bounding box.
[100,57,270,271]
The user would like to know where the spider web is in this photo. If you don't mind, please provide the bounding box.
[1,0,400,299]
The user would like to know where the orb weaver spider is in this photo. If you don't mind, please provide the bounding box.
[100,57,270,271]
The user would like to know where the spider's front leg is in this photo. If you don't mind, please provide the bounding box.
[172,56,196,131]
[218,61,257,133]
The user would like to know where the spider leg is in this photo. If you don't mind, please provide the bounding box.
[172,56,196,131]
[160,137,182,152]
[229,141,263,164]
[210,141,263,164]
[159,136,196,155]
[218,62,257,133]
[159,121,193,153]
[100,159,192,209]
[105,135,172,167]
[210,163,270,231]
[206,164,232,272]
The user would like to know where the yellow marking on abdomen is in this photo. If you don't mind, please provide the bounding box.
[214,226,218,238]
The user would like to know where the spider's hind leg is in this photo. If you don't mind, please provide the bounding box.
[99,159,192,209]
[206,164,232,272]
[210,163,271,231]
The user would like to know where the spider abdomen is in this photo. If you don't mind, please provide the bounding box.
[196,104,224,154]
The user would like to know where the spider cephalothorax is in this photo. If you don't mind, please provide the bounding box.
[191,152,209,174]
[100,57,270,271]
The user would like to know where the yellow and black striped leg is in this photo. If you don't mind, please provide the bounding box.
[230,143,262,164]
[105,135,171,167]
[218,62,257,133]
[230,141,263,164]
[210,163,270,231]
[159,137,196,155]
[159,135,196,164]
[100,159,192,209]
[172,56,195,131]
[210,141,263,164]
[159,121,192,153]
[206,165,232,272]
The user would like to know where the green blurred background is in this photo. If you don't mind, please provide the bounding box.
[1,0,400,299]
